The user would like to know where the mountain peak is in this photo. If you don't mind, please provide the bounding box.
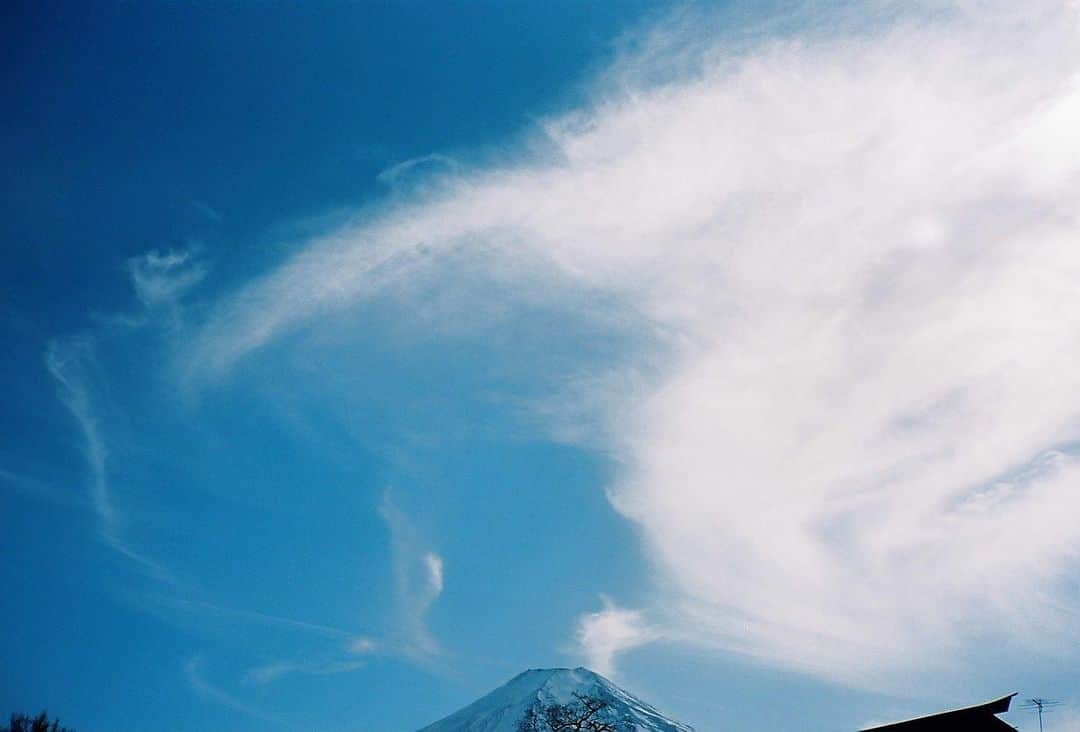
[418,667,693,732]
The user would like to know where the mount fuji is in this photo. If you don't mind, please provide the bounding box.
[417,667,695,732]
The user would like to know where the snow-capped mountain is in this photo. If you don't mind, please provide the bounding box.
[417,667,694,732]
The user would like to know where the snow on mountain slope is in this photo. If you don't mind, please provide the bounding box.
[417,667,695,732]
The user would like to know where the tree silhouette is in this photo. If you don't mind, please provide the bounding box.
[517,693,632,732]
[1,711,74,732]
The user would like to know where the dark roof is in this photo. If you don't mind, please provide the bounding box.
[859,694,1017,732]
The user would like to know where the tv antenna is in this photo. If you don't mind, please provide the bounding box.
[1019,698,1062,732]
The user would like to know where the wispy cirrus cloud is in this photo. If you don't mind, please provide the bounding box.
[127,247,208,311]
[191,200,224,223]
[181,0,1080,687]
[147,596,362,642]
[44,338,112,527]
[44,337,168,577]
[377,153,459,188]
[144,597,379,689]
[44,246,209,578]
[185,655,287,726]
[0,464,84,509]
[244,647,373,687]
[379,492,445,659]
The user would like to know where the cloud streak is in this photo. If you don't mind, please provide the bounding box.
[45,338,167,577]
[149,596,361,641]
[185,0,1080,684]
[43,247,208,578]
[377,153,460,188]
[127,248,208,311]
[379,492,446,658]
[244,645,373,687]
[45,339,113,527]
[185,655,286,726]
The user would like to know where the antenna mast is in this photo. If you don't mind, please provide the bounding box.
[1019,698,1062,732]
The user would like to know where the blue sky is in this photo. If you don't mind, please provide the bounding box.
[5,2,1080,731]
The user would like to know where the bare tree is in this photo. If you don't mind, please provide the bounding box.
[518,693,632,732]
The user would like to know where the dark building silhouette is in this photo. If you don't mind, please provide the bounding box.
[860,694,1016,732]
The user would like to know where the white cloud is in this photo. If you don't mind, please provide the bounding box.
[127,247,207,310]
[188,1,1080,684]
[45,338,167,577]
[186,655,285,725]
[151,600,376,688]
[349,635,378,654]
[192,200,224,222]
[43,246,210,576]
[0,466,83,508]
[423,553,445,596]
[243,655,368,686]
[244,661,297,686]
[377,153,459,188]
[150,596,357,640]
[379,493,445,658]
[575,599,658,677]
[45,339,112,525]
